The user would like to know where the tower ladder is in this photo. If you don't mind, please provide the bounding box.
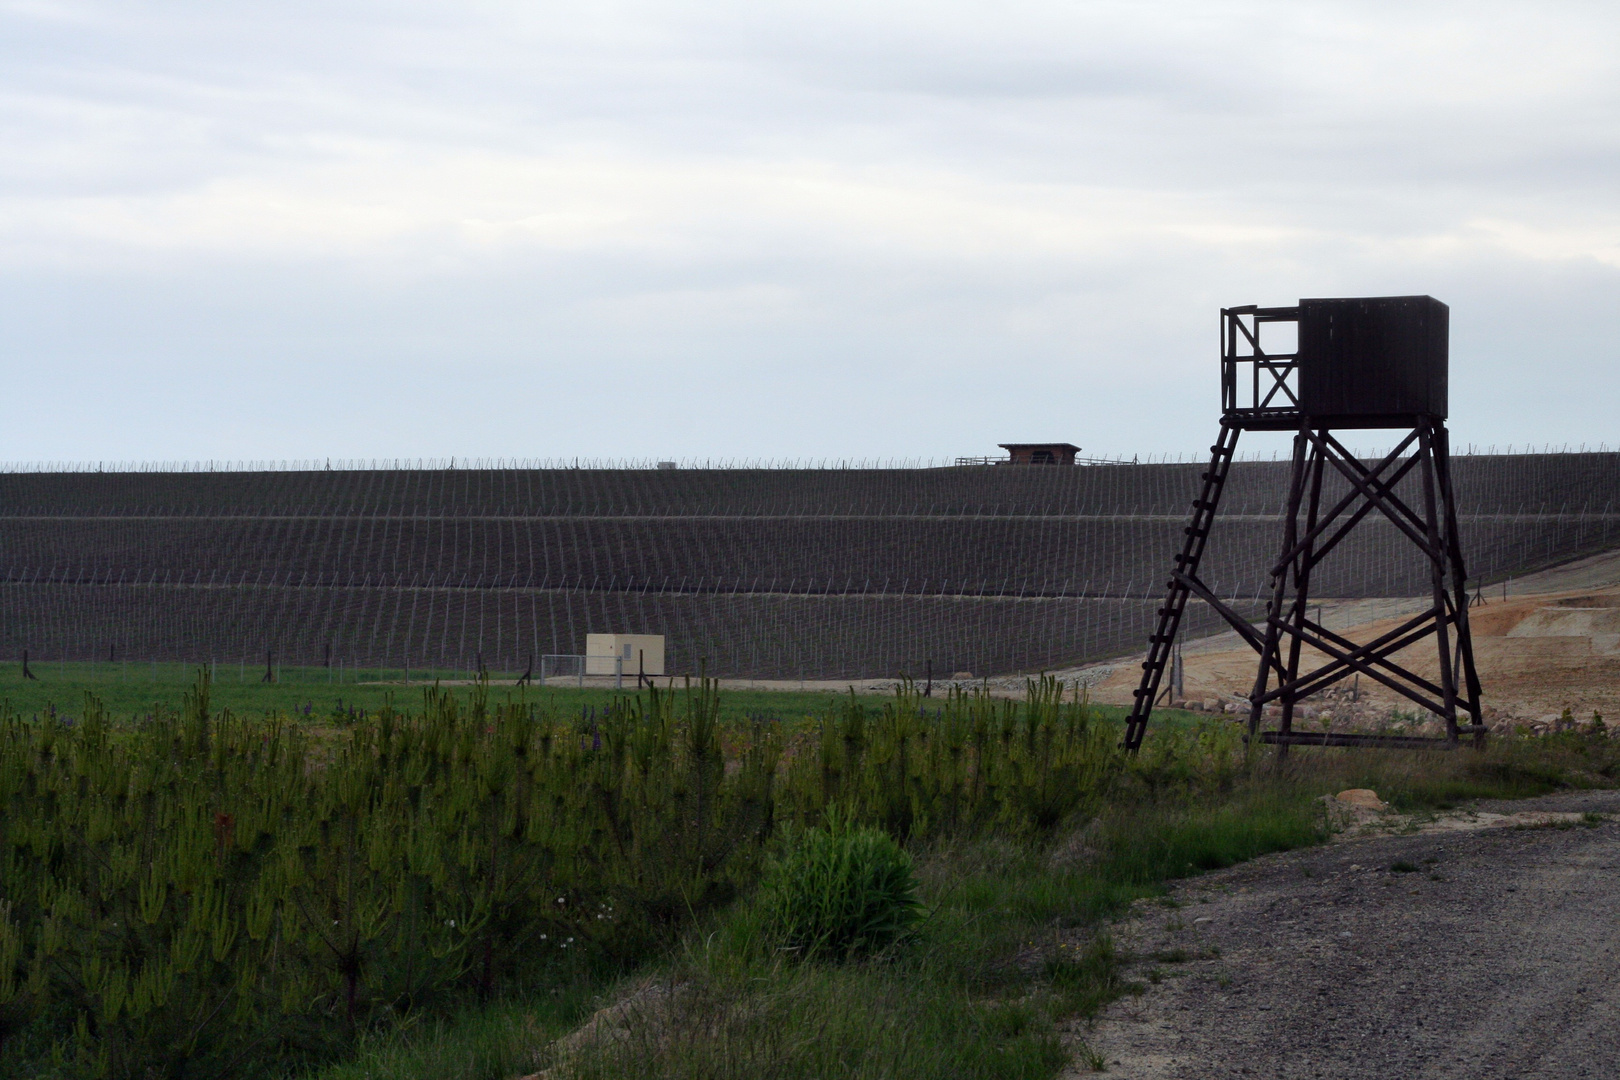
[1122,420,1240,751]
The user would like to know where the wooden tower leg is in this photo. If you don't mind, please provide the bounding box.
[1249,422,1312,746]
[1274,434,1328,757]
[1417,421,1462,742]
[1433,425,1485,744]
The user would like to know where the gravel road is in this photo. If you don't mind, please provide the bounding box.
[1077,790,1620,1079]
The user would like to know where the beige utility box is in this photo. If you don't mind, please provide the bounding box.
[585,634,666,677]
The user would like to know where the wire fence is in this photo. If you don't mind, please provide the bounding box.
[0,453,1614,678]
[0,442,1609,475]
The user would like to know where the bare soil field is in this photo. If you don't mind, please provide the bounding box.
[1077,789,1620,1079]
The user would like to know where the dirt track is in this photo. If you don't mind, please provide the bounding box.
[1077,790,1620,1079]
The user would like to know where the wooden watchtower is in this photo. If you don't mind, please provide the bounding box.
[1123,296,1484,752]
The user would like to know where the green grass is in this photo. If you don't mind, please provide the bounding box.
[1302,737,1620,810]
[296,985,601,1080]
[0,660,913,727]
[277,709,1325,1080]
[0,672,1138,1079]
[0,661,1163,750]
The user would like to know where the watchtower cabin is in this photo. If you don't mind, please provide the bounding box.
[998,443,1081,465]
[1222,295,1449,429]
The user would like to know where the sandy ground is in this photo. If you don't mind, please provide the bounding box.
[1074,789,1620,1079]
[1070,550,1620,728]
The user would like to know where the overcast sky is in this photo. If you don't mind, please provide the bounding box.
[2,0,1616,465]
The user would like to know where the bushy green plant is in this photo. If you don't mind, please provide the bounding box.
[755,812,923,959]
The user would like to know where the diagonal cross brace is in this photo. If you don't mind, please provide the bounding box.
[1321,431,1434,538]
[1312,431,1446,563]
[1257,621,1447,707]
[1268,430,1423,576]
[1258,614,1450,717]
[1280,613,1452,702]
[1171,571,1289,680]
[1256,361,1300,410]
[1173,573,1264,651]
[1298,452,1425,572]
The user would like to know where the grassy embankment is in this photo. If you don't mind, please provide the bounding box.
[1,672,1613,1080]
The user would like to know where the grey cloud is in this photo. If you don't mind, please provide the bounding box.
[0,0,1616,462]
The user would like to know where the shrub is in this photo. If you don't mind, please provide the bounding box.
[756,812,924,959]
